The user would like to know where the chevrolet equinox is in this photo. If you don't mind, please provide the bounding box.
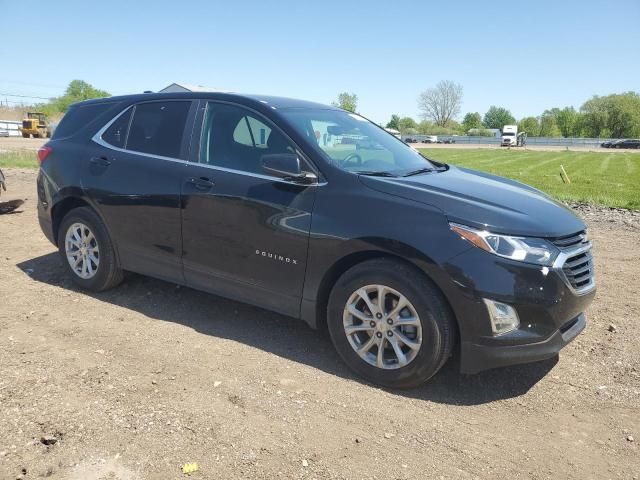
[36,92,596,388]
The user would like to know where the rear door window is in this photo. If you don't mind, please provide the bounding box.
[126,101,191,158]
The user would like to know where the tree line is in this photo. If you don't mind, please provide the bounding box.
[35,80,640,139]
[334,82,640,139]
[36,80,110,119]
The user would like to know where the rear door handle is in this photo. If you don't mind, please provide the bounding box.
[187,176,214,190]
[90,156,111,167]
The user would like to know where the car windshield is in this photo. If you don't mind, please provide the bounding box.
[281,109,436,175]
[502,132,515,136]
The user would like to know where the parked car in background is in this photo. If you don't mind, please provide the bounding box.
[384,128,402,140]
[613,139,640,149]
[423,135,438,144]
[404,137,417,143]
[600,140,614,148]
[443,138,456,144]
[36,92,596,388]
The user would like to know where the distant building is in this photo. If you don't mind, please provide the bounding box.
[159,83,226,93]
[467,128,501,138]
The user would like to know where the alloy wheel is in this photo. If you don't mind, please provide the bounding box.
[65,222,100,279]
[342,284,422,369]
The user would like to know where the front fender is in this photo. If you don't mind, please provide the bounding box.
[300,189,473,336]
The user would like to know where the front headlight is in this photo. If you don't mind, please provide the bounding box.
[450,223,560,266]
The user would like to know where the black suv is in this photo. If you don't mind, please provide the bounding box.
[37,92,596,388]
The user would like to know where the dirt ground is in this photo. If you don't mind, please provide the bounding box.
[0,168,638,480]
[0,138,44,154]
[0,137,46,153]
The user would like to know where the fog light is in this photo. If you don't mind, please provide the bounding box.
[483,299,520,335]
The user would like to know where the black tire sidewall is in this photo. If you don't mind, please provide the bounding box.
[57,207,119,291]
[327,260,454,388]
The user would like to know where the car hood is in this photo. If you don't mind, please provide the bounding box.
[359,165,585,237]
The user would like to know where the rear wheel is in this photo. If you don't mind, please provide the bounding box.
[327,259,455,388]
[57,207,123,291]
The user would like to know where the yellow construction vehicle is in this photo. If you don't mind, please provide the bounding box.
[19,112,51,139]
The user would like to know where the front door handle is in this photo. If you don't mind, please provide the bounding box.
[187,177,214,190]
[90,156,111,167]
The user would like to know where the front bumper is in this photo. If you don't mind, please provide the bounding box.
[437,245,595,374]
[460,313,586,374]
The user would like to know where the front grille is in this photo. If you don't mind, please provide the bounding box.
[551,230,586,248]
[552,230,595,293]
[562,250,594,290]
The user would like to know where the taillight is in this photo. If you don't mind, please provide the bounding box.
[37,145,53,164]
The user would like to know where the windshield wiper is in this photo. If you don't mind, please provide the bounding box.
[403,167,435,177]
[354,170,397,177]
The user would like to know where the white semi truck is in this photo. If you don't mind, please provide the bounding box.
[501,125,518,146]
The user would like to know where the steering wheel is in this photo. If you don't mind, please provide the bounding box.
[341,153,363,168]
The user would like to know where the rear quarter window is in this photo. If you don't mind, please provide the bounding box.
[52,102,116,139]
[102,108,133,149]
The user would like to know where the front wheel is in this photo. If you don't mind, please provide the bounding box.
[57,207,123,291]
[327,259,456,388]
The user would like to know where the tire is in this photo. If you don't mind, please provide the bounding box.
[22,133,29,138]
[327,258,455,388]
[57,207,123,291]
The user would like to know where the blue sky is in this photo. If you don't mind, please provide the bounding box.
[1,0,638,124]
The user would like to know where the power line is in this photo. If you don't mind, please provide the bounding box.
[1,99,38,105]
[0,92,54,100]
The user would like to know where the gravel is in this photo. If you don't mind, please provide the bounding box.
[567,202,640,231]
[1,168,638,479]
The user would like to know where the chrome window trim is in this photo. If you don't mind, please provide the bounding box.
[552,242,596,295]
[187,162,326,185]
[92,105,190,164]
[92,104,325,187]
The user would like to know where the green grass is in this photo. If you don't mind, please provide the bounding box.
[2,148,639,210]
[0,151,39,169]
[418,148,640,210]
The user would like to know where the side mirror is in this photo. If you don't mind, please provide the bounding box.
[261,154,317,184]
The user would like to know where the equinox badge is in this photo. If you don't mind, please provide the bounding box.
[255,250,298,265]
